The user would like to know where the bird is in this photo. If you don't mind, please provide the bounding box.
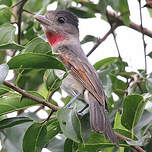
[34,10,119,146]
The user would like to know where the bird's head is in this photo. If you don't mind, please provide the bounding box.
[34,10,79,47]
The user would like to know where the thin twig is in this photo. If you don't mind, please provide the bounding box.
[3,81,60,111]
[138,0,147,74]
[17,0,28,45]
[11,0,25,8]
[106,11,122,59]
[115,132,146,152]
[23,9,35,15]
[86,23,118,57]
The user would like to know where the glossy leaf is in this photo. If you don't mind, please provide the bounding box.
[0,85,10,95]
[81,35,98,44]
[121,95,146,130]
[0,6,12,25]
[8,53,66,71]
[64,138,73,152]
[57,108,82,143]
[0,0,12,6]
[46,134,66,152]
[46,118,61,143]
[109,74,127,97]
[98,69,112,97]
[94,57,118,70]
[114,112,126,130]
[23,123,47,152]
[0,63,8,85]
[80,113,91,143]
[68,7,95,18]
[44,69,62,92]
[0,117,33,130]
[0,24,24,50]
[0,50,6,64]
[0,92,43,115]
[22,37,52,54]
[25,0,43,12]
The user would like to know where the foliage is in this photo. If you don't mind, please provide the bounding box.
[0,0,151,152]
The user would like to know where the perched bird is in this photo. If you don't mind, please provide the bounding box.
[34,10,118,146]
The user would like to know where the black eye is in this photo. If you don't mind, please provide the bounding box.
[57,17,65,24]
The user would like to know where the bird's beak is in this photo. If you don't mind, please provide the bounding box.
[34,15,50,26]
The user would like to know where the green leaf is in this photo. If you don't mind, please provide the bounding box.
[146,73,152,94]
[121,95,146,130]
[22,37,52,54]
[94,57,118,70]
[24,0,43,12]
[46,134,66,152]
[0,85,10,95]
[114,128,138,140]
[80,113,91,143]
[0,92,43,115]
[8,53,66,71]
[23,123,47,152]
[0,6,11,25]
[0,117,33,130]
[0,24,24,50]
[0,43,24,50]
[98,69,112,98]
[17,69,45,90]
[0,50,6,64]
[57,108,82,143]
[64,138,73,152]
[114,112,126,130]
[46,118,61,143]
[147,51,152,58]
[119,0,130,26]
[0,0,12,6]
[99,0,130,25]
[78,131,126,151]
[0,63,8,85]
[81,35,98,44]
[44,69,62,92]
[109,74,127,97]
[68,7,95,18]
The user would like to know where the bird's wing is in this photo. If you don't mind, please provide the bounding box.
[57,45,106,107]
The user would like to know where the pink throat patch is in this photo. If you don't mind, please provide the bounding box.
[46,32,65,47]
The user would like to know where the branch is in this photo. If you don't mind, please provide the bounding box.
[106,11,122,59]
[115,132,146,152]
[86,23,118,57]
[138,0,147,74]
[107,10,152,38]
[3,81,60,111]
[17,0,28,45]
[11,0,25,8]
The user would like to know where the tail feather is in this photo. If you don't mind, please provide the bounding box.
[88,93,119,146]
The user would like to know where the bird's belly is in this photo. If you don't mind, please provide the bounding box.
[61,74,84,100]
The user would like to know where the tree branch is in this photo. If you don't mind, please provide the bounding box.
[86,23,118,57]
[11,0,25,8]
[3,81,60,111]
[107,10,152,38]
[17,0,28,45]
[138,0,147,74]
[115,132,146,152]
[106,11,122,59]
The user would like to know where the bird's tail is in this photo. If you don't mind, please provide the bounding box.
[88,93,119,146]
